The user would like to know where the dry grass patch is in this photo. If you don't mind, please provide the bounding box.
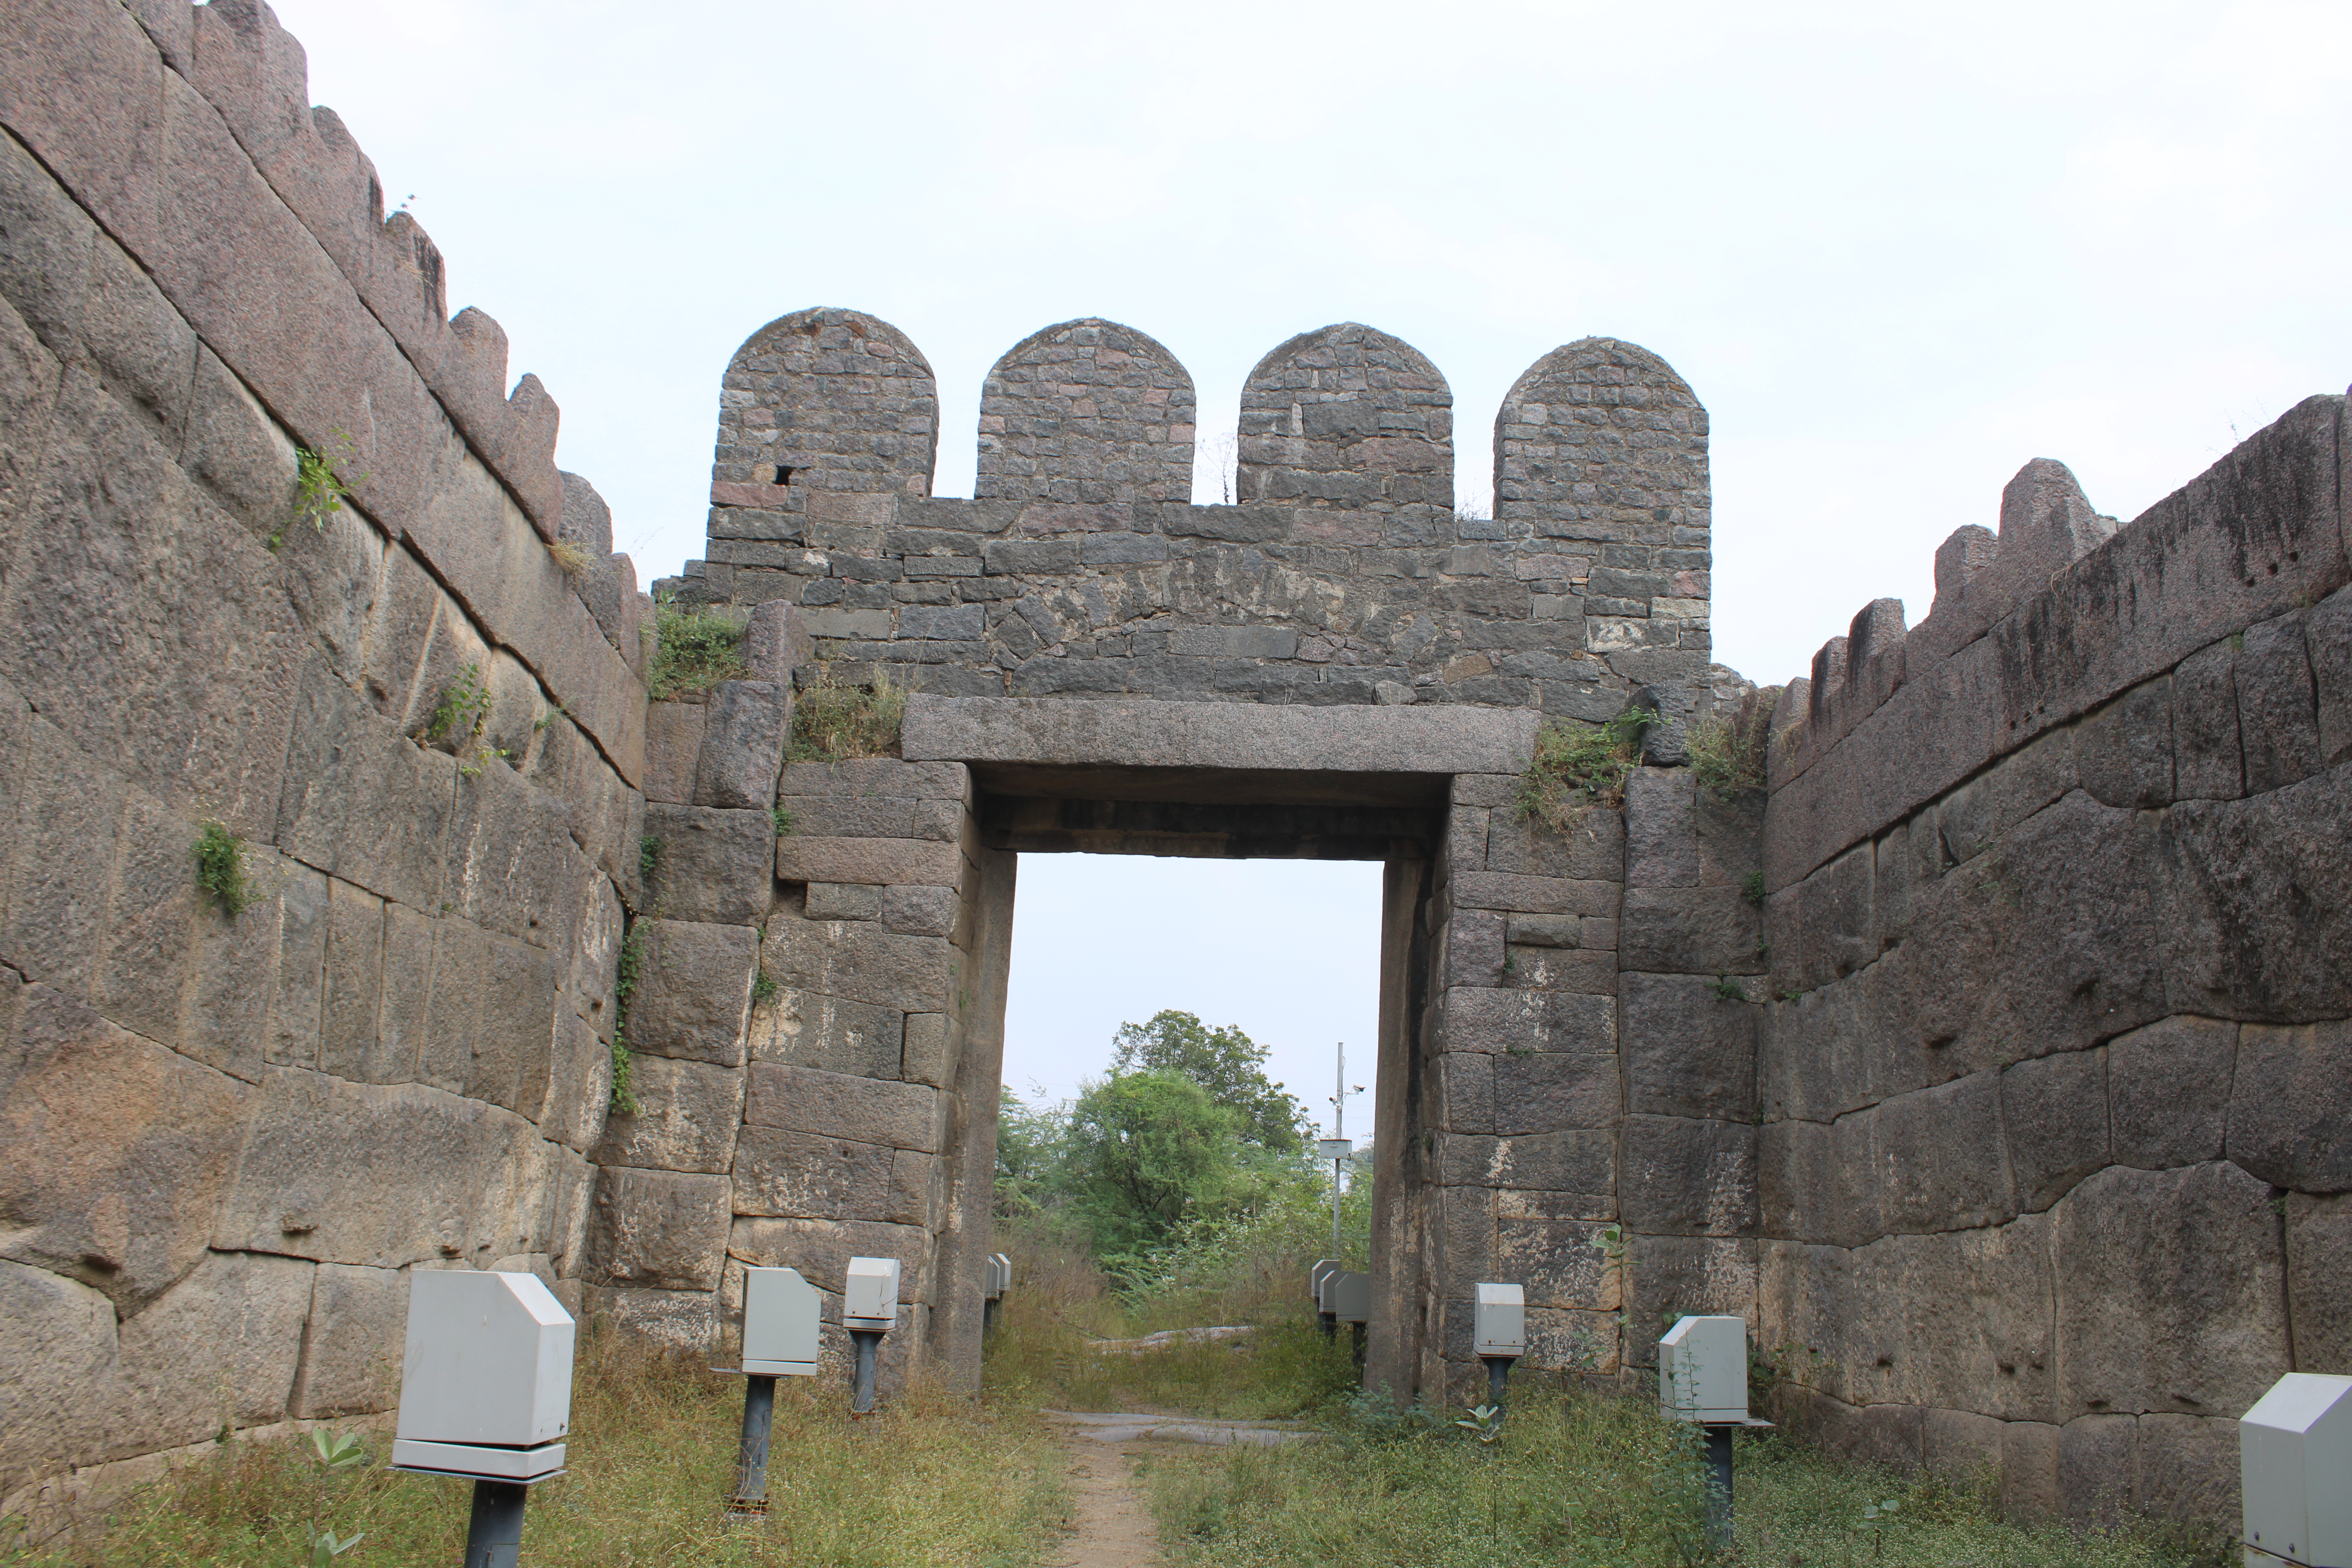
[790,664,906,761]
[19,1339,1069,1568]
[648,597,749,701]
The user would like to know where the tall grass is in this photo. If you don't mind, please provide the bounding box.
[20,1337,1068,1568]
[1146,1385,2228,1568]
[980,1185,1367,1421]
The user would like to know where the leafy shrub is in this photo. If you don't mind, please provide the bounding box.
[192,822,252,917]
[647,596,748,700]
[1689,684,1780,799]
[1517,710,1649,829]
[790,664,905,760]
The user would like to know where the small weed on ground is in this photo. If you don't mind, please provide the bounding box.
[191,821,252,918]
[648,596,749,701]
[1518,711,1649,829]
[791,664,907,761]
[22,1339,1069,1567]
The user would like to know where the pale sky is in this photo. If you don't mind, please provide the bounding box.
[265,0,2352,1120]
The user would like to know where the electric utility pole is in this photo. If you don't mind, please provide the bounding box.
[1323,1042,1364,1259]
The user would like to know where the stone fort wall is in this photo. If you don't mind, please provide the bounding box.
[2,0,2347,1545]
[0,0,645,1517]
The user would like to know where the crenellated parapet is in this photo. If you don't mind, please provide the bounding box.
[1764,394,2350,892]
[679,312,1717,733]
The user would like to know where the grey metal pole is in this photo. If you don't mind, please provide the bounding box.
[725,1374,777,1526]
[1318,1310,1336,1342]
[983,1296,1000,1338]
[463,1478,527,1568]
[1701,1424,1735,1553]
[850,1329,882,1415]
[1483,1355,1513,1413]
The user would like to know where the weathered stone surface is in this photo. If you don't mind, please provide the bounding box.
[2050,1161,2287,1421]
[0,1259,117,1500]
[1937,728,2076,865]
[2236,613,2321,793]
[732,1127,926,1225]
[276,657,456,911]
[2312,587,2352,766]
[1495,1214,1618,1311]
[114,1250,312,1456]
[1499,942,1614,993]
[745,1063,938,1152]
[2073,676,2174,809]
[728,1216,931,1306]
[1778,1390,1926,1474]
[641,701,706,806]
[881,884,958,937]
[593,1055,744,1175]
[2056,1413,2136,1526]
[779,759,971,801]
[2285,1192,2352,1374]
[626,918,756,1067]
[1485,805,1623,882]
[693,680,789,809]
[1443,985,1615,1055]
[776,835,961,887]
[290,1262,405,1418]
[749,986,904,1083]
[1439,1051,1494,1133]
[787,794,919,839]
[1621,973,1756,1121]
[903,695,1537,774]
[764,911,953,1014]
[1492,1052,1616,1135]
[1448,871,1618,916]
[0,984,250,1310]
[1618,884,1761,975]
[1624,767,1699,887]
[2171,641,2242,800]
[900,1011,959,1088]
[2000,1050,2107,1211]
[2000,1419,2061,1520]
[1623,1235,1755,1361]
[2161,763,2352,1021]
[2135,1412,2240,1533]
[585,1166,730,1292]
[447,763,586,952]
[4,370,305,840]
[1870,1071,2016,1234]
[978,318,1195,505]
[2107,1016,2234,1169]
[643,804,774,926]
[1619,1116,1755,1236]
[2228,1016,2352,1189]
[216,1070,550,1269]
[580,1284,717,1355]
[1923,1406,2005,1482]
[804,882,881,920]
[1765,842,1871,994]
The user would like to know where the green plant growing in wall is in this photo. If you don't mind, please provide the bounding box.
[1711,975,1746,1002]
[639,835,662,884]
[1517,710,1649,829]
[293,428,366,534]
[648,593,749,700]
[772,805,794,837]
[1741,869,1766,908]
[426,662,493,747]
[751,967,779,1007]
[610,922,646,1114]
[192,821,252,917]
[1687,685,1780,800]
[790,662,906,761]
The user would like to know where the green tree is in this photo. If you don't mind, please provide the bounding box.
[993,1086,1066,1219]
[1060,1070,1245,1267]
[1110,1009,1312,1155]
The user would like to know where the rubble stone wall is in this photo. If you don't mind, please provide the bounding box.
[1754,397,2352,1530]
[0,0,648,1515]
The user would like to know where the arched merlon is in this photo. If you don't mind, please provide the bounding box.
[1238,322,1452,514]
[976,318,1195,505]
[1764,394,2351,893]
[710,308,939,509]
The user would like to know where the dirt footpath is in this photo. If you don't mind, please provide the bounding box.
[1043,1434,1163,1568]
